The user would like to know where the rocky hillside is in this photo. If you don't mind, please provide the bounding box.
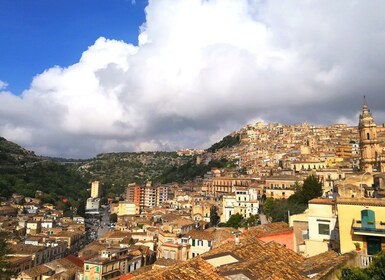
[77,151,191,186]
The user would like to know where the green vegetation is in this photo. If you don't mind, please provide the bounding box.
[207,134,240,153]
[263,197,307,222]
[289,175,323,204]
[110,213,118,223]
[79,151,190,197]
[219,213,259,229]
[156,157,234,184]
[339,252,385,280]
[263,175,323,222]
[0,137,89,214]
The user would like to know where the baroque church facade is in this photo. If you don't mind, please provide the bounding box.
[358,97,385,173]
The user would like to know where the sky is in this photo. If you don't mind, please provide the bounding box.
[1,0,385,158]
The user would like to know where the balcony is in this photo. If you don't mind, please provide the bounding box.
[352,220,385,237]
[360,254,374,268]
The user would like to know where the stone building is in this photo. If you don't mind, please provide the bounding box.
[359,97,385,172]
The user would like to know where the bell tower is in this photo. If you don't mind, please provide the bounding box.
[359,96,380,172]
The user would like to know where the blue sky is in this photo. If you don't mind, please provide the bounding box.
[1,0,385,158]
[0,0,147,95]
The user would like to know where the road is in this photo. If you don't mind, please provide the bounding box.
[97,206,110,238]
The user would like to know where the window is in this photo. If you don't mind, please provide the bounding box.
[361,209,375,228]
[208,240,212,247]
[318,223,330,235]
[85,265,89,271]
[96,266,100,272]
[192,239,195,246]
[367,133,370,140]
[198,240,203,246]
[85,276,89,280]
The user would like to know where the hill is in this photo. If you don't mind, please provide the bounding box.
[77,151,191,197]
[0,132,243,203]
[0,137,89,211]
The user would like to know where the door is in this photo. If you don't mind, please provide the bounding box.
[367,236,382,255]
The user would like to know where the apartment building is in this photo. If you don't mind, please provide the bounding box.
[91,180,101,198]
[265,175,303,199]
[124,183,170,209]
[221,187,259,223]
[83,248,142,280]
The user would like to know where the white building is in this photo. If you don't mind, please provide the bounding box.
[221,187,259,223]
[144,186,157,208]
[289,198,338,257]
[86,197,100,213]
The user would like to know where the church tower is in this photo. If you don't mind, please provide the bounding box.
[359,96,381,172]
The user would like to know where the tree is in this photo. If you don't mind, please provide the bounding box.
[263,197,307,223]
[263,197,275,218]
[209,205,220,227]
[301,174,323,202]
[226,213,243,229]
[110,213,118,224]
[290,175,323,204]
[246,214,259,227]
[340,252,385,280]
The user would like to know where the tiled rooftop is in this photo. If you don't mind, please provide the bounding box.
[130,223,351,280]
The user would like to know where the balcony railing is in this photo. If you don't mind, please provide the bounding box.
[352,221,385,236]
[360,254,374,268]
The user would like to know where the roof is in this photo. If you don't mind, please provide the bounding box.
[65,255,84,268]
[169,219,195,227]
[130,225,350,280]
[337,197,385,207]
[154,258,183,267]
[131,257,223,280]
[309,198,335,205]
[101,231,132,239]
[241,222,293,239]
[20,265,52,278]
[9,244,45,254]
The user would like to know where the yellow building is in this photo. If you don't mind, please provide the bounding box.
[118,201,138,216]
[83,248,142,280]
[91,180,101,198]
[337,197,385,259]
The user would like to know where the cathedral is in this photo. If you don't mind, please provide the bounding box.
[358,96,385,172]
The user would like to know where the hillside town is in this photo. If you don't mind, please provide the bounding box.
[2,98,385,279]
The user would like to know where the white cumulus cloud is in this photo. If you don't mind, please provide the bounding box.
[1,0,385,158]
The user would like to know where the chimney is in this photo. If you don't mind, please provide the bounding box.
[232,231,241,245]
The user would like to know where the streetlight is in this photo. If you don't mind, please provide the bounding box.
[360,171,370,197]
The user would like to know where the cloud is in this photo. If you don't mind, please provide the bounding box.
[1,0,385,158]
[0,80,8,90]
